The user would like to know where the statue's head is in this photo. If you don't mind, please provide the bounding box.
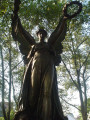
[36,29,47,42]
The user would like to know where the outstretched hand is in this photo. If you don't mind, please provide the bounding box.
[13,0,21,15]
[11,0,21,21]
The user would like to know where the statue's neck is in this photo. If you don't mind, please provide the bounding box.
[39,38,45,43]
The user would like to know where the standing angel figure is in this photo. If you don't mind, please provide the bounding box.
[12,1,82,120]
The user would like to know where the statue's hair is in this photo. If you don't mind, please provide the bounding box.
[36,29,47,37]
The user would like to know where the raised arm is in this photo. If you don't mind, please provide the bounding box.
[48,1,82,46]
[11,14,35,45]
[48,17,67,45]
[11,0,35,46]
[11,0,35,64]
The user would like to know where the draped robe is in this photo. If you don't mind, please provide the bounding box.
[19,42,65,120]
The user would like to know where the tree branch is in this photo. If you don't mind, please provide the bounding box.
[0,75,9,84]
[85,76,90,82]
[61,58,79,90]
[76,38,88,49]
[81,52,90,68]
[11,60,23,71]
[60,97,81,111]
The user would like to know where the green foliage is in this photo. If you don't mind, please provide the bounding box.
[0,117,4,120]
[87,98,90,114]
[10,110,15,120]
[0,0,90,120]
[18,0,64,30]
[57,1,90,118]
[0,110,15,120]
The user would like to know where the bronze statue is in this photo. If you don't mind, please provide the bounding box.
[11,0,82,120]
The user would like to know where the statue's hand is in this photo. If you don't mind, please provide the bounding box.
[63,4,68,20]
[11,0,21,21]
[13,0,21,14]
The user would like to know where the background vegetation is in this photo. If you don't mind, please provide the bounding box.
[0,0,90,120]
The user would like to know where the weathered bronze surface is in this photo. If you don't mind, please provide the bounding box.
[12,0,82,120]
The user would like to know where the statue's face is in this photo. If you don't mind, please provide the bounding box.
[37,32,46,42]
[37,29,47,42]
[38,32,42,39]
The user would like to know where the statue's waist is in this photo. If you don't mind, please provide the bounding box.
[32,52,54,66]
[34,51,51,56]
[34,48,55,56]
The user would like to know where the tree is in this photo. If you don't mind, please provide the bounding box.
[0,1,24,119]
[0,0,89,120]
[0,46,7,120]
[58,2,90,120]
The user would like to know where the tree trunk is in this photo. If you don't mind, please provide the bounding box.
[12,76,19,110]
[7,47,12,120]
[0,46,7,120]
[77,69,87,120]
[83,66,87,120]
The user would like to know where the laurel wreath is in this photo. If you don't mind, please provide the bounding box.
[63,1,82,19]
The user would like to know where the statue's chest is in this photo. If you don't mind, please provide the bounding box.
[35,43,50,52]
